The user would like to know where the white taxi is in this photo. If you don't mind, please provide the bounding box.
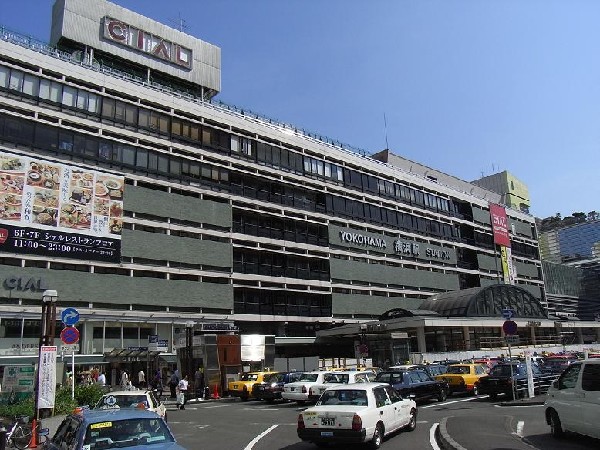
[308,370,377,402]
[282,371,332,404]
[95,390,168,422]
[297,382,417,449]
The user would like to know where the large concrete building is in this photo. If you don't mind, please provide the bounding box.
[0,0,545,371]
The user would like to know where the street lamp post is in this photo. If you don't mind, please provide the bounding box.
[185,321,195,380]
[34,289,58,443]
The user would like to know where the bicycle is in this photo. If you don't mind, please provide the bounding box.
[4,416,32,450]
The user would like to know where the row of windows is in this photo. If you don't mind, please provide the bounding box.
[233,248,330,281]
[0,114,541,264]
[233,211,329,246]
[0,62,455,218]
[233,289,332,317]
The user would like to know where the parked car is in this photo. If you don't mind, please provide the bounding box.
[544,359,600,440]
[375,369,449,403]
[282,371,332,404]
[388,363,448,378]
[541,356,580,375]
[297,382,417,449]
[228,371,278,401]
[95,389,167,422]
[435,363,488,396]
[252,371,303,402]
[308,370,378,402]
[478,362,557,400]
[43,407,185,450]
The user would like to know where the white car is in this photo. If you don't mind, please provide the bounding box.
[95,389,168,422]
[544,359,600,440]
[308,370,377,402]
[282,371,332,404]
[297,382,417,449]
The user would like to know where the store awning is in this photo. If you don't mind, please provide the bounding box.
[0,354,108,366]
[104,348,160,361]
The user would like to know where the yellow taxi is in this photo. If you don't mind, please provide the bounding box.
[435,363,488,396]
[228,371,277,401]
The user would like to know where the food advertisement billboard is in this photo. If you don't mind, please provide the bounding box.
[0,150,122,262]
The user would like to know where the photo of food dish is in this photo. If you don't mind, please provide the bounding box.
[32,207,58,227]
[59,203,91,230]
[69,185,92,205]
[33,188,59,209]
[109,218,123,235]
[26,162,61,191]
[0,194,22,220]
[0,156,25,171]
[94,198,110,216]
[109,201,123,218]
[0,173,25,194]
[94,182,109,197]
[97,175,124,200]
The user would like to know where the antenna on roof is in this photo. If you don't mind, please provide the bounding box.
[383,112,389,150]
[169,13,188,33]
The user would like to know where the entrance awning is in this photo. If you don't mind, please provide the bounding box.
[104,348,160,361]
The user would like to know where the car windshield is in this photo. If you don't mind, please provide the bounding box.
[299,373,319,382]
[324,373,349,383]
[446,366,470,374]
[489,365,522,377]
[83,418,175,448]
[318,389,368,406]
[96,395,149,409]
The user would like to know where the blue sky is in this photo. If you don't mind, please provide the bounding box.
[1,0,598,219]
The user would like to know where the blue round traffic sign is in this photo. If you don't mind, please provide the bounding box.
[60,326,80,345]
[502,320,518,335]
[61,307,80,326]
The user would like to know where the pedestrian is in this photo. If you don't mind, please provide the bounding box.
[194,367,204,399]
[97,371,106,387]
[120,370,129,389]
[152,369,163,399]
[138,369,145,388]
[169,370,180,399]
[177,375,189,410]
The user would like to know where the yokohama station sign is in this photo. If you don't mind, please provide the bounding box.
[103,17,193,69]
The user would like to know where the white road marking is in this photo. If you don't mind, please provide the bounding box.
[202,404,229,409]
[516,420,524,437]
[243,424,279,450]
[430,423,441,450]
[243,408,281,411]
[422,396,483,408]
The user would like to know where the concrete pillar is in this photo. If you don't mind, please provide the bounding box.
[416,327,427,353]
[576,328,584,345]
[462,326,471,351]
[530,325,537,345]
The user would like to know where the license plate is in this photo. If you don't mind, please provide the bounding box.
[321,417,335,426]
[320,431,334,437]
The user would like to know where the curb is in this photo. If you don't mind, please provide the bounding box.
[435,417,467,450]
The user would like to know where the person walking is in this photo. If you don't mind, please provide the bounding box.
[97,371,106,387]
[169,370,180,399]
[194,367,205,400]
[120,370,129,389]
[177,375,189,410]
[138,369,146,388]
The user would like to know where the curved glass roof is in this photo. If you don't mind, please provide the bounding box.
[419,285,548,319]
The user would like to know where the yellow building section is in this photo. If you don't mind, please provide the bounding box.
[504,172,530,212]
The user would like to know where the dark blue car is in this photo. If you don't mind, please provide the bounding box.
[478,362,557,400]
[252,371,304,402]
[43,407,186,449]
[375,369,449,403]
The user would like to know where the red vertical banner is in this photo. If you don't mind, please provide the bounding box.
[489,203,511,247]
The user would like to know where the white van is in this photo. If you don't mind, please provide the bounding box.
[544,359,600,440]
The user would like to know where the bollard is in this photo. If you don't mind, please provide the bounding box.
[204,386,210,400]
[0,425,7,450]
[211,384,220,399]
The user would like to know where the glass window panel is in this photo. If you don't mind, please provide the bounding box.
[148,152,158,171]
[8,70,23,91]
[170,158,181,175]
[138,109,150,128]
[121,146,135,166]
[157,155,169,173]
[201,165,211,179]
[98,142,111,160]
[62,85,76,107]
[190,162,200,178]
[114,101,126,120]
[59,131,74,152]
[136,149,148,168]
[76,90,87,110]
[190,124,200,141]
[22,74,38,96]
[220,168,228,182]
[316,160,324,176]
[202,128,212,146]
[0,66,9,88]
[304,157,311,173]
[171,118,182,137]
[231,135,240,153]
[124,104,137,125]
[159,115,169,133]
[48,82,61,103]
[87,93,99,114]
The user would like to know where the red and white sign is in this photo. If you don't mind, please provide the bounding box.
[37,345,57,409]
[104,17,192,69]
[489,203,511,247]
